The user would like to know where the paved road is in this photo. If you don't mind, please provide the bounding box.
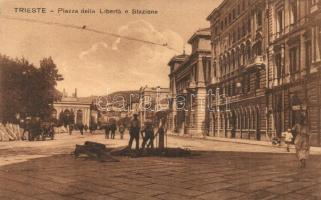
[1,131,321,200]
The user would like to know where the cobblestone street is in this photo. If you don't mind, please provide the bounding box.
[1,131,321,200]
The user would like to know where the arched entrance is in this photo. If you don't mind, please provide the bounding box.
[76,110,83,125]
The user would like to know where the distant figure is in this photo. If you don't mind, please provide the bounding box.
[89,123,97,134]
[128,114,140,150]
[282,128,293,152]
[22,117,31,140]
[29,117,41,141]
[155,124,165,150]
[84,124,88,132]
[69,124,74,135]
[292,113,310,168]
[78,123,84,135]
[119,124,125,139]
[110,122,117,139]
[104,123,110,139]
[141,124,154,149]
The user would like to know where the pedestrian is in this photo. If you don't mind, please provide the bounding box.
[119,123,125,139]
[155,124,165,150]
[282,128,293,152]
[84,124,88,133]
[128,114,140,151]
[69,124,74,135]
[89,123,97,134]
[78,123,84,135]
[110,122,117,139]
[141,123,154,149]
[118,124,125,140]
[104,123,110,139]
[292,112,310,168]
[22,117,31,140]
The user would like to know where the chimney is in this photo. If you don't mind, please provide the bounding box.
[74,88,78,98]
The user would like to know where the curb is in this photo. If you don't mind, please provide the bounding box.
[167,133,321,154]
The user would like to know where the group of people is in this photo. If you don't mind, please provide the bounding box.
[128,114,166,151]
[104,122,124,139]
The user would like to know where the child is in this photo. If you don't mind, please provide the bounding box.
[282,128,293,152]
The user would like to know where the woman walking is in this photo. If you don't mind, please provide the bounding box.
[292,112,310,168]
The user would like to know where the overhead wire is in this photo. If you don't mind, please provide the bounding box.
[0,15,179,52]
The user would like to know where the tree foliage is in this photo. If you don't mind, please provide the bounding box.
[0,55,63,122]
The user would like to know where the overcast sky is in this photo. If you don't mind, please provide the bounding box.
[0,0,221,97]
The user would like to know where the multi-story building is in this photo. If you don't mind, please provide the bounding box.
[168,28,211,137]
[139,86,170,127]
[207,0,269,140]
[267,0,321,146]
[167,0,321,146]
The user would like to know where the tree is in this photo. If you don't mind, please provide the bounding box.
[0,55,63,122]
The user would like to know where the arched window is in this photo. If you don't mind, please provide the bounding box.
[227,53,231,74]
[232,50,235,70]
[241,44,245,66]
[256,40,262,56]
[246,41,251,63]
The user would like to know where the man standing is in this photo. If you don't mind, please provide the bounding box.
[78,123,84,135]
[110,122,117,139]
[104,123,110,139]
[141,123,154,149]
[128,114,140,150]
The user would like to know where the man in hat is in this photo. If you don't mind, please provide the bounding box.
[128,114,141,150]
[141,122,154,149]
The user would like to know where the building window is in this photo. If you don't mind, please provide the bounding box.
[229,13,232,24]
[275,53,282,80]
[290,0,298,25]
[257,10,262,27]
[221,21,224,30]
[289,46,300,74]
[256,40,262,56]
[247,18,251,33]
[277,10,284,34]
[305,40,312,74]
[247,74,251,92]
[232,82,236,95]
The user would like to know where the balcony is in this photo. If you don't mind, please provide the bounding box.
[246,56,265,70]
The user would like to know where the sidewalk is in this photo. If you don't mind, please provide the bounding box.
[167,132,321,154]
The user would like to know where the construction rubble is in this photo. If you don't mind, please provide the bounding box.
[74,141,193,162]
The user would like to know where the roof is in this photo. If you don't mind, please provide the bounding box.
[168,54,189,66]
[187,27,211,44]
[206,0,228,21]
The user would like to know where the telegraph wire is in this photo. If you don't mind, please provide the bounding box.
[0,15,179,52]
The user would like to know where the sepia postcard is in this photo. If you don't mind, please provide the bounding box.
[1,0,321,199]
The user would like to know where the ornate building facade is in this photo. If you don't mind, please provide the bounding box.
[168,28,211,137]
[267,0,321,146]
[53,89,94,127]
[167,0,321,145]
[207,0,269,140]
